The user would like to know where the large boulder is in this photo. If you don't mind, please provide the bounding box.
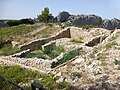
[56,11,120,30]
[102,18,120,30]
[67,14,102,26]
[56,11,70,22]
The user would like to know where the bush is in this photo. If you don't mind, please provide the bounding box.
[37,7,53,24]
[24,45,64,60]
[7,20,20,26]
[20,19,34,24]
[51,49,82,68]
[0,43,20,56]
[7,19,34,26]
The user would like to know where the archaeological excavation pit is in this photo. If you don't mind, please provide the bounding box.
[5,27,111,69]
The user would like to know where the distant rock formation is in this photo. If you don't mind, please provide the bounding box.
[102,18,120,30]
[67,14,102,26]
[0,20,8,28]
[56,11,120,30]
[56,11,70,22]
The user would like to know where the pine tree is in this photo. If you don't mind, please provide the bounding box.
[38,7,52,24]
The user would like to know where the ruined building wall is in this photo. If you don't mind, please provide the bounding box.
[20,28,71,51]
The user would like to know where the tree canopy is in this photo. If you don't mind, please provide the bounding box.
[38,7,52,23]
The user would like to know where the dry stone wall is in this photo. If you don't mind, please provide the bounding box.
[19,28,71,51]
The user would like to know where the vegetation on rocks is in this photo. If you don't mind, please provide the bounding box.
[70,72,81,80]
[51,49,82,68]
[70,38,83,43]
[24,45,64,60]
[105,41,118,49]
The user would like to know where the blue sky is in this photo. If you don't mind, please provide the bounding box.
[0,0,120,20]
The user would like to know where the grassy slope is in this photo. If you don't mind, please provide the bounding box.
[0,23,61,44]
[0,65,71,90]
[0,24,38,42]
[0,23,62,56]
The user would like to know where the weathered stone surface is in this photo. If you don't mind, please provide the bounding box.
[67,14,102,26]
[56,11,120,30]
[1,26,120,89]
[56,11,70,22]
[102,18,120,30]
[85,35,107,47]
[11,41,19,47]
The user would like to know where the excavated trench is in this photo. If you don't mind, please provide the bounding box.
[5,27,110,70]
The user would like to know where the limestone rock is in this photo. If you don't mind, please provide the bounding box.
[67,14,102,26]
[56,11,70,22]
[102,18,120,30]
[11,41,19,47]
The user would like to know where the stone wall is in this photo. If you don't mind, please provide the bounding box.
[3,56,52,69]
[85,35,107,47]
[70,27,84,38]
[20,28,71,51]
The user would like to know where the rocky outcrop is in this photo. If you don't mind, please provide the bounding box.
[0,20,8,28]
[56,11,70,22]
[67,14,102,26]
[56,11,120,30]
[102,18,120,30]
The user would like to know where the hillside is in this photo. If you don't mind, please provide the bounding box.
[0,23,62,56]
[0,23,120,90]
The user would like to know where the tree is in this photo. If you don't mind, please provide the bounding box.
[38,7,52,24]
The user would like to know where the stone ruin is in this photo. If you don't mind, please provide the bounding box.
[4,27,111,71]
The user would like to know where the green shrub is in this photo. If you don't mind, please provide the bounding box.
[7,19,34,26]
[7,20,20,26]
[51,49,82,68]
[0,43,20,56]
[24,45,64,60]
[24,51,46,59]
[46,45,65,59]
